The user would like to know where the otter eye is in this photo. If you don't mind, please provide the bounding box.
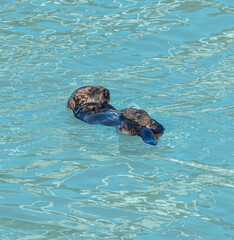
[103,89,109,97]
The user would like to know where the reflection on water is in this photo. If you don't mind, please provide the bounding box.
[0,0,234,239]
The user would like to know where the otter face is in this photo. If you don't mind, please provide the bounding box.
[67,86,110,111]
[149,119,165,134]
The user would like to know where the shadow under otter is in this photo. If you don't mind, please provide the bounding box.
[67,86,165,146]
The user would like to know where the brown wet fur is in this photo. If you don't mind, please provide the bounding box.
[78,102,116,114]
[116,120,137,135]
[67,86,110,111]
[120,108,164,135]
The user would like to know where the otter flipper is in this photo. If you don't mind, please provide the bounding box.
[140,128,158,146]
[84,112,120,126]
[74,103,120,126]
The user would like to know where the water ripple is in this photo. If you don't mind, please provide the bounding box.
[1,0,234,239]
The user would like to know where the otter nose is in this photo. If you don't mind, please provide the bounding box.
[157,123,165,133]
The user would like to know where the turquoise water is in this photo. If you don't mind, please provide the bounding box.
[0,0,234,239]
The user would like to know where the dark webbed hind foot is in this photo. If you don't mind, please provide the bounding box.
[74,103,121,126]
[140,128,158,146]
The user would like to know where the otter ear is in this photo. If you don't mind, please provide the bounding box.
[140,128,158,146]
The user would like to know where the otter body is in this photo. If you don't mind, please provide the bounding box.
[67,86,165,146]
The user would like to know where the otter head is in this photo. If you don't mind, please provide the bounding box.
[67,86,110,111]
[148,119,165,134]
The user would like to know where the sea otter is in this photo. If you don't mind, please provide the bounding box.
[67,86,164,146]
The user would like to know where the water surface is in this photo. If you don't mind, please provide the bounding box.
[0,0,234,239]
